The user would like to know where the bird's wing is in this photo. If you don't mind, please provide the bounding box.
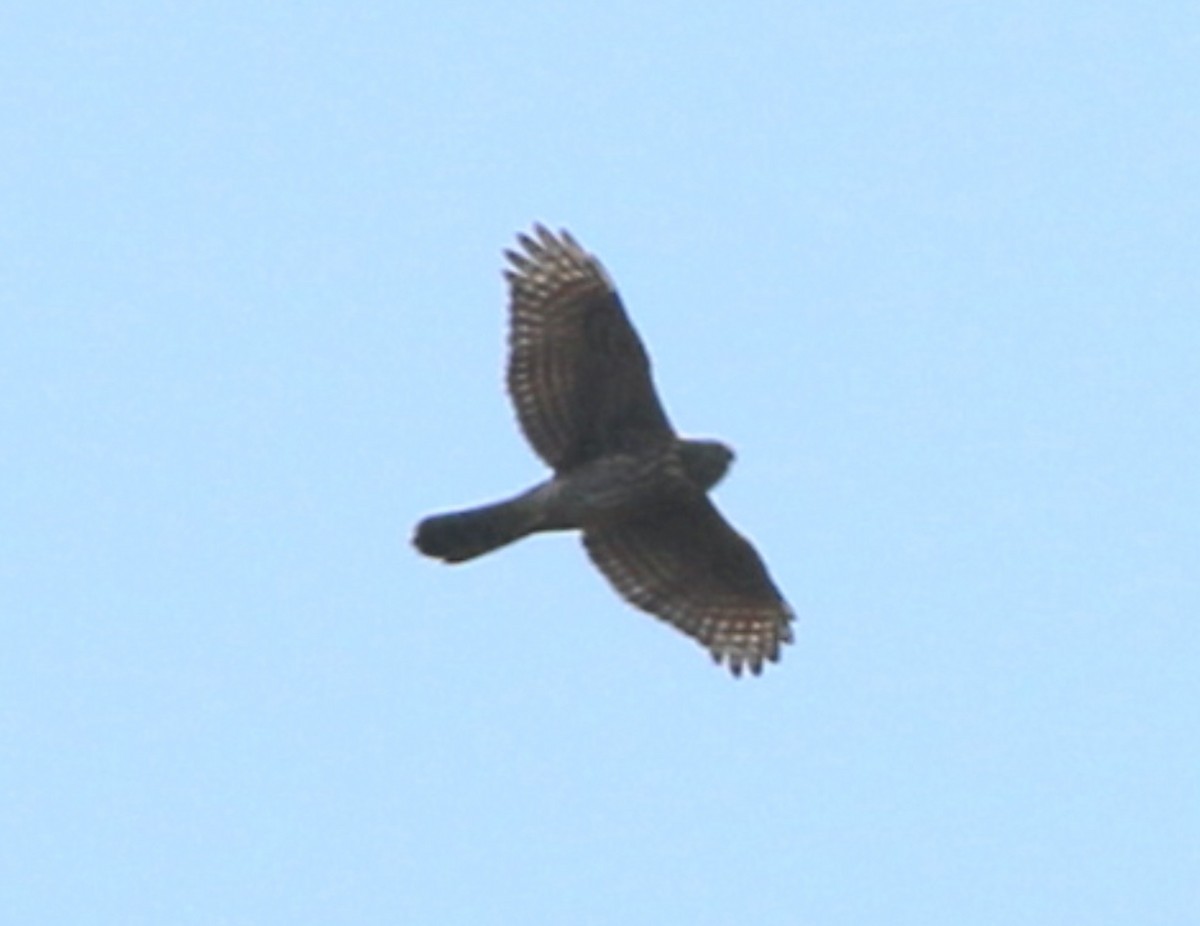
[505,225,675,471]
[582,492,794,676]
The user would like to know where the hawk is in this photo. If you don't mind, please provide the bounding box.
[414,225,794,675]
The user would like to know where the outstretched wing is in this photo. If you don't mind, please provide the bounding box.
[504,225,675,472]
[582,493,794,676]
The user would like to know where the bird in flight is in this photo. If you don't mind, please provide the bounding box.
[414,225,793,675]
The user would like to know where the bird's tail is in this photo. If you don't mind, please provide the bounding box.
[414,496,541,563]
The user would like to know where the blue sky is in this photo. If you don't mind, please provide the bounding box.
[3,3,1197,923]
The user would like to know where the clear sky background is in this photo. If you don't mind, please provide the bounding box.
[3,3,1197,924]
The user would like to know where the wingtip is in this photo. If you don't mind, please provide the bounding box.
[516,231,542,256]
[516,223,577,253]
[503,248,532,272]
[711,634,788,678]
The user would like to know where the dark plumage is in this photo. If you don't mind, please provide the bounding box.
[414,225,793,675]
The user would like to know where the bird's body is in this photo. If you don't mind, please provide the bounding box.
[417,440,732,561]
[414,226,793,675]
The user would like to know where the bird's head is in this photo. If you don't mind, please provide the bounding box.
[678,438,735,491]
